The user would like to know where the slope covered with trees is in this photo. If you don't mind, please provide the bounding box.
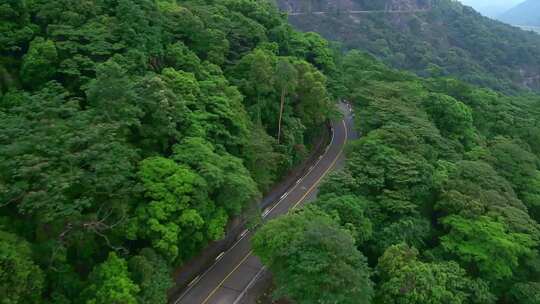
[254,51,540,303]
[278,0,540,93]
[0,0,338,302]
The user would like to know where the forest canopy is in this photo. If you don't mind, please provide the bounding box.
[0,0,337,302]
[2,0,540,303]
[253,50,540,303]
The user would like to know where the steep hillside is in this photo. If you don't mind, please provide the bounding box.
[277,0,540,93]
[499,0,540,26]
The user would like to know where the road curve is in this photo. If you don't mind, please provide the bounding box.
[172,104,352,304]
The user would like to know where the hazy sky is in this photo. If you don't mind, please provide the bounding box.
[459,0,525,17]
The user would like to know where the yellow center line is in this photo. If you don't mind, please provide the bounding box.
[200,251,253,304]
[200,119,348,304]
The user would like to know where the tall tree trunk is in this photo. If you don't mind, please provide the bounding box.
[277,87,286,144]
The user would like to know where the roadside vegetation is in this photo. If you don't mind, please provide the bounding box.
[254,50,540,304]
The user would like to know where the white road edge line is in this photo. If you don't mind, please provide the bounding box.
[215,252,225,261]
[240,229,249,238]
[232,267,266,304]
[188,276,201,287]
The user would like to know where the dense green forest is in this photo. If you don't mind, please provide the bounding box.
[3,0,540,303]
[253,51,540,303]
[279,0,540,93]
[0,0,338,302]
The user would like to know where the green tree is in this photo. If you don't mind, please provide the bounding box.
[128,248,172,304]
[440,215,537,282]
[422,93,473,140]
[293,60,333,131]
[508,282,540,304]
[86,60,141,129]
[20,37,58,88]
[172,137,260,216]
[82,252,139,304]
[376,244,495,304]
[133,157,214,263]
[275,58,298,143]
[0,230,44,304]
[313,194,373,244]
[253,208,374,304]
[488,137,538,195]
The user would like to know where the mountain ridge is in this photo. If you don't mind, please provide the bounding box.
[499,0,540,26]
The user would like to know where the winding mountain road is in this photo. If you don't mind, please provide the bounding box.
[171,104,354,304]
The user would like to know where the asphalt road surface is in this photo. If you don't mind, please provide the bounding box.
[172,104,354,304]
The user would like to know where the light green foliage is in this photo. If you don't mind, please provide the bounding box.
[252,208,374,304]
[229,45,334,174]
[20,37,58,88]
[135,157,212,262]
[0,230,44,304]
[164,42,202,75]
[440,215,537,282]
[376,244,495,304]
[172,137,260,215]
[346,131,433,202]
[82,252,139,304]
[422,93,473,140]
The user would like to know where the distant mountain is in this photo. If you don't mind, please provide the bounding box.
[499,0,540,26]
[277,0,540,93]
[460,0,523,18]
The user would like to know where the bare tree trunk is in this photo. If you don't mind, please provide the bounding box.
[277,87,286,144]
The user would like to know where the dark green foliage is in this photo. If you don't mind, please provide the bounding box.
[252,208,374,304]
[128,249,172,304]
[0,0,337,302]
[507,282,540,304]
[313,194,373,245]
